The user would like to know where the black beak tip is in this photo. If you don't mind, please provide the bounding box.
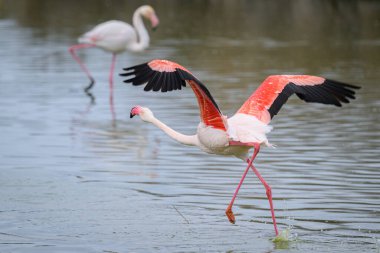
[130,113,135,118]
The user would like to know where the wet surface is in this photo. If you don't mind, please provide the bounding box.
[0,0,380,252]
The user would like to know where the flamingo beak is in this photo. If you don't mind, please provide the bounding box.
[150,13,159,31]
[130,106,141,118]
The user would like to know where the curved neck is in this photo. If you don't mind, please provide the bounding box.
[150,117,198,146]
[130,10,150,51]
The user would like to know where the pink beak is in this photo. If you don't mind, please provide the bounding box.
[150,13,159,30]
[130,106,141,118]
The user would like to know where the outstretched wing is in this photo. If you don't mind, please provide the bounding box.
[121,59,227,131]
[237,75,360,124]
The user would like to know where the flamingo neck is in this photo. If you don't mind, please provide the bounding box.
[150,117,199,146]
[130,10,150,51]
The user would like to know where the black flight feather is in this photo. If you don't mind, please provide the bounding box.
[268,79,360,118]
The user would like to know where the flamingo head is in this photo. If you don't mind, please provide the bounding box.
[130,106,155,122]
[140,5,159,30]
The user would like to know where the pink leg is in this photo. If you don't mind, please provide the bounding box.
[248,158,279,236]
[225,143,261,224]
[69,44,96,91]
[225,162,250,224]
[109,53,117,121]
[109,53,116,92]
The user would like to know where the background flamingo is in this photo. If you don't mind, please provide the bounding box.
[120,59,360,236]
[69,5,159,97]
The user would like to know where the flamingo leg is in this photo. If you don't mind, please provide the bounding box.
[225,162,250,224]
[248,154,279,236]
[109,53,117,92]
[69,43,96,92]
[109,53,117,121]
[225,143,261,224]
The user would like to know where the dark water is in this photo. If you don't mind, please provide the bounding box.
[1,0,380,252]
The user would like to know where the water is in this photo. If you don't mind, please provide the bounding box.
[1,0,380,252]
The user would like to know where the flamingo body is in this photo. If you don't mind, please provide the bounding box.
[121,59,360,236]
[227,113,272,146]
[78,20,137,53]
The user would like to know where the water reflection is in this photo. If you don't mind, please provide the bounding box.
[0,0,379,252]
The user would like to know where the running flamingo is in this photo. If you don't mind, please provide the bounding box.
[120,59,360,236]
[69,5,159,94]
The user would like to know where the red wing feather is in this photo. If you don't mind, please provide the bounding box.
[188,81,226,131]
[238,75,360,124]
[121,59,227,131]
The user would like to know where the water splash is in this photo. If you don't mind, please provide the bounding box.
[272,227,298,249]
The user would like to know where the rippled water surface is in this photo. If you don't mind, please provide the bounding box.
[1,1,380,252]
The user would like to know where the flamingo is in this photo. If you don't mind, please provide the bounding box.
[69,5,159,95]
[120,59,360,236]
